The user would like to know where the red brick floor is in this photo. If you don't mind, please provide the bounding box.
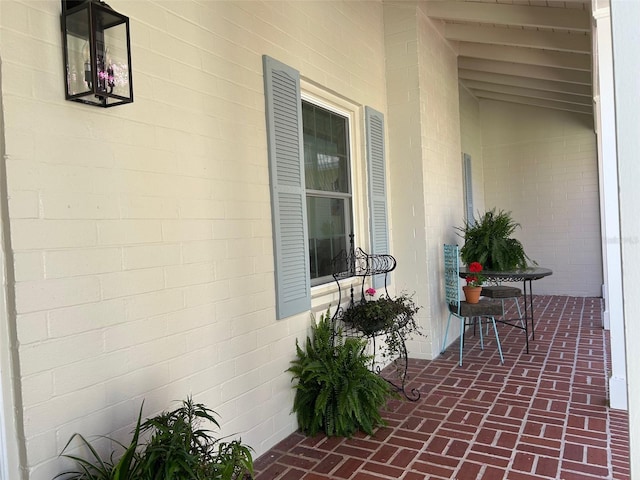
[253,296,629,480]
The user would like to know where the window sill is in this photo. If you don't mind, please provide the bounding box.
[310,276,363,314]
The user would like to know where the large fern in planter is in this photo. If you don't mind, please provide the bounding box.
[458,208,534,271]
[288,311,394,437]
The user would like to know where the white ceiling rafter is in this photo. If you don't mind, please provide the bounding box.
[464,80,592,106]
[425,1,591,31]
[457,58,592,85]
[471,90,593,115]
[446,24,591,53]
[458,43,591,71]
[424,0,594,116]
[458,70,593,97]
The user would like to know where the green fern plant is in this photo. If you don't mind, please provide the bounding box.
[457,208,534,271]
[288,310,394,437]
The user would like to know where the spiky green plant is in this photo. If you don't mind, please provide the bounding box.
[288,310,394,437]
[139,396,253,480]
[54,398,253,480]
[55,404,144,480]
[457,208,534,271]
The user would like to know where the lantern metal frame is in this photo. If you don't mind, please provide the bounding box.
[61,0,133,107]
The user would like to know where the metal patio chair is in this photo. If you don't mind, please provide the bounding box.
[442,244,505,366]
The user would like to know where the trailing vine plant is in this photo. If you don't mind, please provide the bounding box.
[340,290,423,366]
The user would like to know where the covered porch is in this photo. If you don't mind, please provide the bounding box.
[0,0,638,479]
[254,296,629,480]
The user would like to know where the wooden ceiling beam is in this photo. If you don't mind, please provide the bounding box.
[458,57,592,85]
[463,80,593,106]
[424,0,594,116]
[458,69,592,96]
[471,90,593,115]
[425,1,591,32]
[457,42,591,71]
[445,23,591,54]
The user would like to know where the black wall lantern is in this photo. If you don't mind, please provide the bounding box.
[61,0,133,107]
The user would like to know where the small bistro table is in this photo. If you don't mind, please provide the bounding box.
[459,267,553,353]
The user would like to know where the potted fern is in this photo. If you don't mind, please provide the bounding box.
[287,309,395,437]
[457,208,534,271]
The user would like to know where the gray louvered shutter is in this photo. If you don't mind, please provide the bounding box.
[365,106,389,289]
[463,153,475,224]
[263,55,311,319]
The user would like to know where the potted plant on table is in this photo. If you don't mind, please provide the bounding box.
[463,261,485,304]
[457,208,534,271]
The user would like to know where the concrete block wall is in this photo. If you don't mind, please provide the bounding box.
[415,4,466,359]
[480,101,602,297]
[0,1,390,478]
[383,2,429,358]
[383,2,465,360]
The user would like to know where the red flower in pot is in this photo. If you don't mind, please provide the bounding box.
[465,261,485,287]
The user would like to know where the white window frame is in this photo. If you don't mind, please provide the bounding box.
[301,89,364,290]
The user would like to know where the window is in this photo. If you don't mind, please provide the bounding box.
[302,101,353,285]
[263,55,388,319]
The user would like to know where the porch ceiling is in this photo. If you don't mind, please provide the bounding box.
[424,0,593,116]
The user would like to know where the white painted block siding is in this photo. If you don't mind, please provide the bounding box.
[480,101,602,297]
[0,0,606,478]
[383,3,470,360]
[0,1,389,478]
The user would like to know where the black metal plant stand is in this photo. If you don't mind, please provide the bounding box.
[331,235,420,401]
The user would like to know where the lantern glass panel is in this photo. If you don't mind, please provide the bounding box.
[64,8,91,98]
[101,23,131,100]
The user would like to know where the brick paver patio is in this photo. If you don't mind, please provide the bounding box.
[253,296,629,480]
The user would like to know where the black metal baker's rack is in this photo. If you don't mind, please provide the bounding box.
[331,236,420,401]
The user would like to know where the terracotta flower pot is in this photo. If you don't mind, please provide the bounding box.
[463,285,482,304]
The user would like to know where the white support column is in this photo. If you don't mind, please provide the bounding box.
[611,0,640,474]
[593,4,626,410]
[0,159,23,480]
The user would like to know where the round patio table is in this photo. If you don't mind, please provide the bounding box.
[459,267,553,353]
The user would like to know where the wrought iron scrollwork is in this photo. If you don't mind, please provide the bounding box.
[330,235,420,401]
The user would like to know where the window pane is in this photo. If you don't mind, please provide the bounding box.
[302,102,349,193]
[332,119,347,156]
[307,196,349,282]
